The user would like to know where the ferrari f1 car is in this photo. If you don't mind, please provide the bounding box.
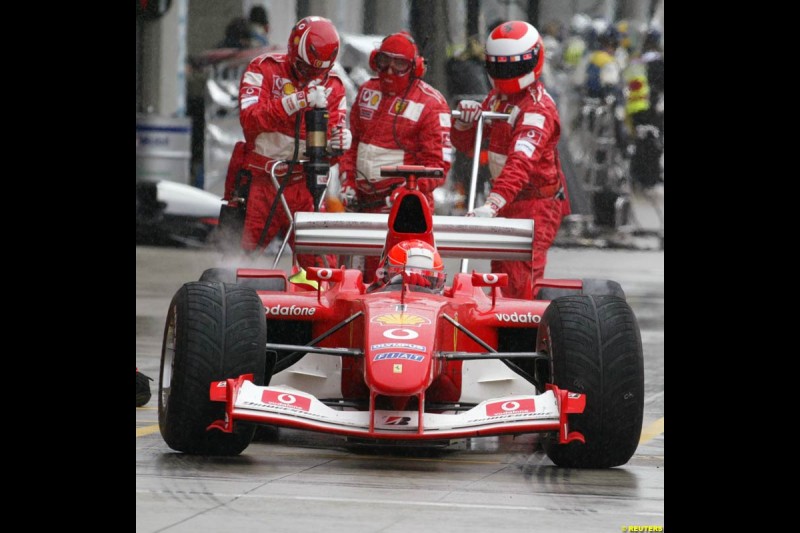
[159,163,644,470]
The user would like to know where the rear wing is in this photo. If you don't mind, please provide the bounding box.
[293,212,533,261]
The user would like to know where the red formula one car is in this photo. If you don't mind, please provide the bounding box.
[158,165,644,469]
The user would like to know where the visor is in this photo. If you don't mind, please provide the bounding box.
[294,58,331,83]
[385,265,446,292]
[485,50,539,80]
[375,52,412,74]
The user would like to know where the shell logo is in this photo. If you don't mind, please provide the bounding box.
[370,94,380,106]
[371,313,430,326]
[283,83,297,95]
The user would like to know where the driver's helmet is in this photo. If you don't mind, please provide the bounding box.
[287,16,340,86]
[378,239,446,293]
[484,21,545,94]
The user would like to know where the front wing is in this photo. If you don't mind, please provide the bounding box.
[208,375,586,444]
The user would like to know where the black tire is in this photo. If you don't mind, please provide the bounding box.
[536,278,625,301]
[159,282,266,455]
[199,267,286,292]
[538,295,644,468]
[199,268,237,283]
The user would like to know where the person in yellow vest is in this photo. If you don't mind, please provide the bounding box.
[581,25,623,100]
[563,13,591,70]
[625,27,663,189]
[573,25,628,156]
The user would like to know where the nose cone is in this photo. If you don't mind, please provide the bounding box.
[364,306,438,396]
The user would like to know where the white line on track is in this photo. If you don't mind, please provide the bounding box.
[134,490,664,516]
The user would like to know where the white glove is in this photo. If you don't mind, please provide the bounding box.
[468,204,497,217]
[307,85,332,109]
[281,90,307,115]
[455,100,482,130]
[339,173,357,207]
[340,186,357,208]
[329,126,352,151]
[466,192,504,218]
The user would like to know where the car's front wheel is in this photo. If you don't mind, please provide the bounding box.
[538,295,644,468]
[159,282,266,455]
[199,268,286,291]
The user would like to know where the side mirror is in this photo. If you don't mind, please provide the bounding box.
[471,272,508,308]
[306,267,344,303]
[306,267,344,284]
[471,272,508,287]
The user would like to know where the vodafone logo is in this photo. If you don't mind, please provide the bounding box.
[266,305,316,316]
[494,312,540,323]
[261,390,311,411]
[482,274,499,284]
[315,268,333,280]
[485,398,536,416]
[383,328,419,340]
[278,393,298,404]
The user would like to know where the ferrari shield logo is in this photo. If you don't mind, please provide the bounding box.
[391,98,408,115]
[393,364,403,373]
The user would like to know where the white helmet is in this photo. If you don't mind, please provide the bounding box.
[485,21,545,94]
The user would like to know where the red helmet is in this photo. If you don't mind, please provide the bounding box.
[379,239,445,292]
[484,21,545,94]
[369,32,425,94]
[287,16,340,85]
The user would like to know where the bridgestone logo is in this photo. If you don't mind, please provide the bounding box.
[494,312,541,323]
[266,305,316,316]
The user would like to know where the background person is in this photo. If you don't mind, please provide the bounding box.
[248,5,270,47]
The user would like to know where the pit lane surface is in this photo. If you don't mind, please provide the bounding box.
[136,245,664,533]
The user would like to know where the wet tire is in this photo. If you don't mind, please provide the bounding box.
[200,267,280,383]
[200,267,286,291]
[538,295,644,468]
[159,282,266,455]
[199,268,237,283]
[536,278,625,301]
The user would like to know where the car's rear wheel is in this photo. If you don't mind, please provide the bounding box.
[538,295,644,468]
[159,282,266,455]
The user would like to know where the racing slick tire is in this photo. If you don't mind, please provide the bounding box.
[159,282,266,455]
[535,278,625,301]
[200,267,286,291]
[538,295,644,468]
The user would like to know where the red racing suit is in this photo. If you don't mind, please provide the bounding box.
[226,52,347,268]
[339,77,452,281]
[451,82,570,299]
